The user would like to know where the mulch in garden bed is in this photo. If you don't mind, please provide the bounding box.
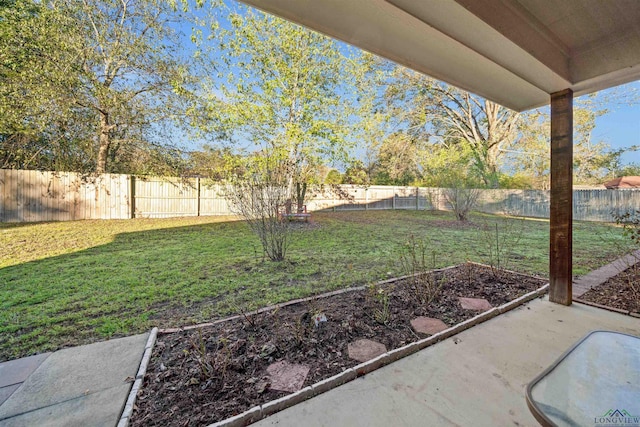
[131,263,547,427]
[578,261,640,315]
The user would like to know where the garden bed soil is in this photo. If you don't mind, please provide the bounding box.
[579,261,640,315]
[131,263,547,427]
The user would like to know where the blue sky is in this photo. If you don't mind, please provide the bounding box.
[182,1,639,167]
[590,82,640,165]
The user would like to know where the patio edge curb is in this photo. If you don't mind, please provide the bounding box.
[117,327,158,427]
[203,284,547,427]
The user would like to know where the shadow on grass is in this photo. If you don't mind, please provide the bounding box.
[0,210,627,362]
[0,212,397,361]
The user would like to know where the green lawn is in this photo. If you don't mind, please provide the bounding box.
[0,210,632,361]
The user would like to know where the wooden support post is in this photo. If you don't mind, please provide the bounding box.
[550,89,573,305]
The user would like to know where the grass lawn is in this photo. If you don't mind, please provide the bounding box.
[0,210,632,361]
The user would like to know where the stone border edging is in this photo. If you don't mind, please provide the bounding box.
[573,249,640,298]
[570,250,639,316]
[573,298,640,317]
[202,282,549,427]
[117,327,158,427]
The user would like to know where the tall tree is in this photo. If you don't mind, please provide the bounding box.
[507,98,639,187]
[615,163,640,177]
[199,5,361,205]
[506,110,553,189]
[373,132,423,185]
[349,54,395,183]
[386,67,519,188]
[1,0,195,173]
[0,0,90,170]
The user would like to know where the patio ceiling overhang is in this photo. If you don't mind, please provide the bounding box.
[239,0,640,306]
[239,0,640,112]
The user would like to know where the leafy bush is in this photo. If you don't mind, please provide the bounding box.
[367,285,391,325]
[612,209,640,300]
[225,152,294,261]
[613,209,640,246]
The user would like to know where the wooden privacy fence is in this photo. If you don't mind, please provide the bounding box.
[1,169,639,223]
[0,169,131,222]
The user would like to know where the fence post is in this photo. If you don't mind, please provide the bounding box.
[392,186,396,210]
[196,177,201,217]
[365,187,368,210]
[129,175,136,219]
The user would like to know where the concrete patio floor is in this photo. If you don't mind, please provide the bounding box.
[0,333,148,427]
[254,297,640,427]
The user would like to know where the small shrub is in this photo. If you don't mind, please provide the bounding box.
[284,309,317,346]
[367,285,391,325]
[462,259,476,287]
[477,215,525,279]
[190,330,232,382]
[613,209,640,246]
[442,186,481,221]
[398,234,444,306]
[231,301,265,329]
[621,263,640,302]
[225,152,294,262]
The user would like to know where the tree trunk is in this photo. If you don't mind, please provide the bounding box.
[484,153,500,188]
[96,112,113,174]
[296,182,307,212]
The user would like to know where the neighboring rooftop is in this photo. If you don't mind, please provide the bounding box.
[604,176,640,189]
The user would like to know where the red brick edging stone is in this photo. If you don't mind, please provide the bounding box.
[410,317,448,335]
[347,339,387,363]
[459,297,493,311]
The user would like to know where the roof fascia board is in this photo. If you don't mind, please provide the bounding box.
[572,65,640,99]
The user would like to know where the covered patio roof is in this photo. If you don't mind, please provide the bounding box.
[240,0,640,306]
[239,0,640,112]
